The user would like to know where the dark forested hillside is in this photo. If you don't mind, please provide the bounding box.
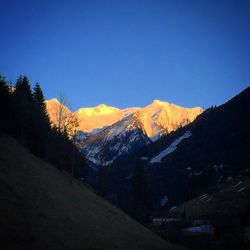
[0,74,85,178]
[139,87,250,207]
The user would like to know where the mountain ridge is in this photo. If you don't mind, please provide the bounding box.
[45,98,203,166]
[46,98,203,136]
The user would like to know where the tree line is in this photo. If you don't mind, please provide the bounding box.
[0,74,85,178]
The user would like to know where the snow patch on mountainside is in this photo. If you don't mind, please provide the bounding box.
[80,114,151,166]
[106,115,133,140]
[150,130,192,163]
[182,225,214,234]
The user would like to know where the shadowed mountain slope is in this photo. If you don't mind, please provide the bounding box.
[0,135,184,250]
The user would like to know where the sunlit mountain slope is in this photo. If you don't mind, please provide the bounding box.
[46,99,202,139]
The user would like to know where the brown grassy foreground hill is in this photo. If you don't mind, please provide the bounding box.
[0,135,183,250]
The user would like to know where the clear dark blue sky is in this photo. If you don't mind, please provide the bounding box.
[0,0,249,110]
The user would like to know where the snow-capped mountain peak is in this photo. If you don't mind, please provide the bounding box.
[130,101,202,140]
[46,98,203,166]
[77,104,119,116]
[151,99,170,106]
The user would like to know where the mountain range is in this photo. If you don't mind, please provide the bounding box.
[45,99,203,166]
[45,87,250,212]
[72,87,250,213]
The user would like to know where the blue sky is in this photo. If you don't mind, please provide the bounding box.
[0,0,249,111]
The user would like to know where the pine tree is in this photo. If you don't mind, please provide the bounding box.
[31,83,51,157]
[33,83,49,118]
[0,75,12,133]
[13,75,34,141]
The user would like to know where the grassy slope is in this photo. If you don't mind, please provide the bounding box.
[0,135,183,250]
[171,177,250,219]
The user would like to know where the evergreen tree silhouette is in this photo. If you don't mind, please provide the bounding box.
[0,75,12,133]
[0,73,85,180]
[13,75,34,144]
[31,83,51,157]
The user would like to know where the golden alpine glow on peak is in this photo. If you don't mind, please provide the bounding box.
[46,99,203,135]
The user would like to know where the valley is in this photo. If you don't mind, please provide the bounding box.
[1,74,249,250]
[1,1,250,249]
[45,87,250,250]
